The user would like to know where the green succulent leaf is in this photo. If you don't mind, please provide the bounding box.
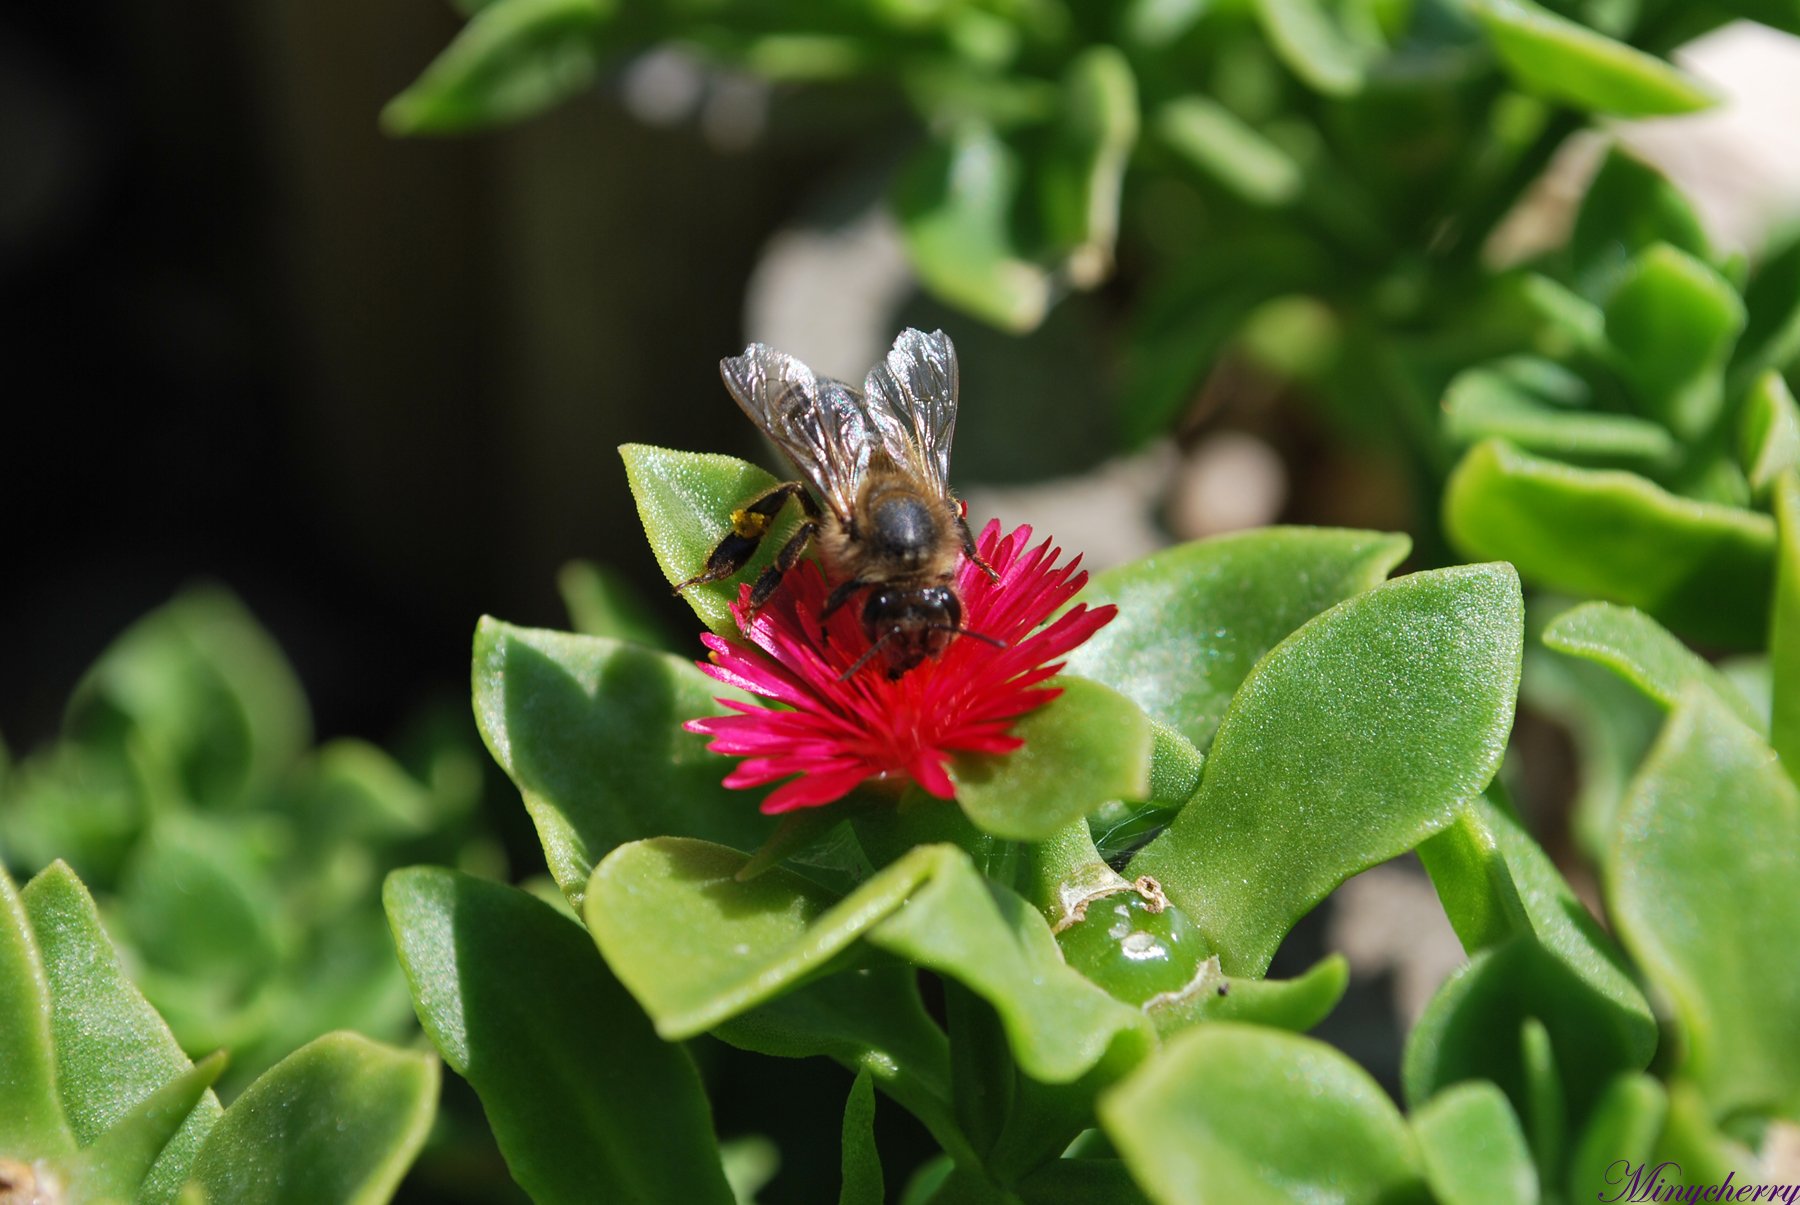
[1570,147,1713,305]
[1471,0,1715,117]
[620,444,803,637]
[382,0,612,134]
[1412,1080,1537,1205]
[1773,472,1800,775]
[557,559,679,650]
[0,866,70,1159]
[950,677,1152,841]
[1740,372,1800,502]
[1064,527,1410,751]
[66,1053,225,1205]
[1153,96,1303,207]
[470,617,771,907]
[586,839,1150,1084]
[895,123,1052,333]
[1731,231,1800,394]
[1541,602,1761,729]
[1411,798,1654,1123]
[1442,359,1676,468]
[1603,243,1744,440]
[1146,953,1349,1037]
[384,867,733,1205]
[1520,625,1664,860]
[1100,1025,1423,1205]
[1128,563,1522,975]
[1419,798,1644,1013]
[1039,47,1138,287]
[1254,0,1373,96]
[1566,1075,1665,1205]
[1444,438,1775,648]
[1402,936,1650,1140]
[830,862,1155,1087]
[1609,686,1800,1120]
[66,586,310,811]
[183,1032,438,1205]
[711,970,965,1167]
[839,1070,884,1205]
[21,861,221,1202]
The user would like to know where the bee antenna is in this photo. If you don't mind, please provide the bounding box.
[840,630,897,680]
[938,625,1006,649]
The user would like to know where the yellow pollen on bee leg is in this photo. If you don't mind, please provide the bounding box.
[731,508,772,538]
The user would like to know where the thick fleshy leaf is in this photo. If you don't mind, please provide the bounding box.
[557,559,678,650]
[1420,798,1652,1040]
[1731,233,1800,395]
[1518,1017,1564,1181]
[1412,1081,1537,1205]
[65,1053,224,1204]
[586,839,1150,1084]
[471,618,770,906]
[1253,0,1372,95]
[1411,798,1654,1122]
[1740,372,1800,502]
[382,0,611,134]
[1401,937,1651,1134]
[950,677,1152,841]
[1128,563,1522,975]
[384,868,733,1205]
[1154,96,1302,207]
[1065,527,1409,751]
[620,444,803,637]
[21,862,220,1202]
[183,1032,438,1205]
[711,970,967,1167]
[1145,953,1348,1037]
[1520,633,1663,860]
[1608,687,1800,1120]
[1015,1158,1149,1204]
[0,866,69,1158]
[66,586,310,811]
[1603,243,1743,440]
[1542,602,1760,730]
[1566,1075,1665,1205]
[1444,438,1775,648]
[844,862,1154,1086]
[1441,359,1676,467]
[895,124,1052,333]
[1571,147,1712,305]
[1039,48,1138,287]
[1471,0,1714,117]
[1100,1025,1423,1205]
[1772,473,1800,777]
[840,1071,883,1205]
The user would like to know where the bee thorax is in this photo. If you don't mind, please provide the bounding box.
[867,495,939,569]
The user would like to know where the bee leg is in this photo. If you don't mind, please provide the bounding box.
[674,482,814,593]
[840,629,898,680]
[746,519,820,614]
[816,579,873,647]
[957,516,1000,583]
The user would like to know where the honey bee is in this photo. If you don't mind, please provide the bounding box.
[676,328,1001,678]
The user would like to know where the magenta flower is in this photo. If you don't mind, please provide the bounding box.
[686,520,1118,813]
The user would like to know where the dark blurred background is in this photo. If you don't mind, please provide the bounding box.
[0,0,867,755]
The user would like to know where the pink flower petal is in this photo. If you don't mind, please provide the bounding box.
[685,521,1116,816]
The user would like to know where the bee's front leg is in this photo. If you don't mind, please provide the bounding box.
[675,482,816,593]
[747,519,820,614]
[957,515,1000,583]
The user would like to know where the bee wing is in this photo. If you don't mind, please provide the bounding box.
[720,343,873,519]
[861,328,958,497]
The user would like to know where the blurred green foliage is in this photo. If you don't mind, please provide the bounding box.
[0,586,502,1097]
